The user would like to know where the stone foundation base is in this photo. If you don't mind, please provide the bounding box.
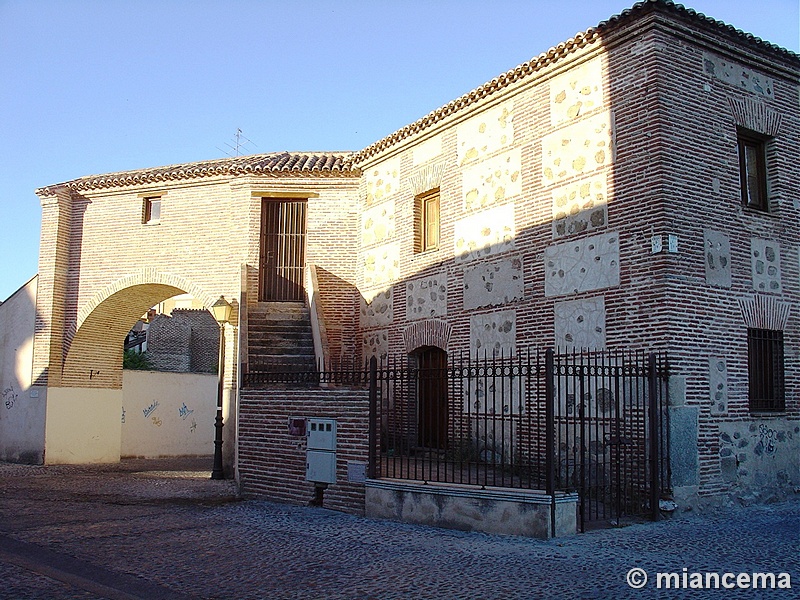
[365,479,577,538]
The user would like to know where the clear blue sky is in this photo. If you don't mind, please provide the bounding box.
[1,0,797,301]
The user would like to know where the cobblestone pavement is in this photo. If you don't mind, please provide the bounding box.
[0,458,797,600]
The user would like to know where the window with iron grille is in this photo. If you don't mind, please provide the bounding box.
[737,129,769,212]
[747,328,785,412]
[414,188,440,253]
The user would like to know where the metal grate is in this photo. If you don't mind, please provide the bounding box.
[259,199,307,301]
[748,328,785,412]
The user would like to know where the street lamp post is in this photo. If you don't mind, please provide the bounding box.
[211,295,232,480]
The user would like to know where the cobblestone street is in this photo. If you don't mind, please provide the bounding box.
[0,458,797,599]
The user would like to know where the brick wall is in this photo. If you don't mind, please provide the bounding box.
[238,387,371,515]
[146,309,219,373]
[350,7,799,506]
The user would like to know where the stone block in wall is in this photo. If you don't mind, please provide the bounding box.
[708,357,728,416]
[751,238,781,293]
[551,173,608,239]
[405,273,447,321]
[457,100,514,165]
[669,406,699,488]
[469,309,515,357]
[703,52,774,99]
[554,296,605,351]
[454,204,515,262]
[718,420,800,499]
[361,200,395,247]
[365,157,400,206]
[462,149,522,211]
[362,330,389,363]
[412,135,443,165]
[703,229,731,288]
[362,242,400,289]
[463,256,523,310]
[360,289,393,328]
[549,55,605,126]
[544,231,620,297]
[541,111,613,187]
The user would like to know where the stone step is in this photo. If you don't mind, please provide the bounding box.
[248,303,309,321]
[249,355,318,372]
[247,301,316,371]
[249,341,314,355]
[250,322,309,329]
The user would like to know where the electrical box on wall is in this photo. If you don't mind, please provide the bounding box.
[307,418,336,451]
[306,450,337,484]
[306,418,337,484]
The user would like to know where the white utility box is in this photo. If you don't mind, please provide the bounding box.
[306,418,337,484]
[307,418,337,451]
[306,450,337,484]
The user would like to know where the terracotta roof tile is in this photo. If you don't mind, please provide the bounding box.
[350,0,799,165]
[36,151,358,196]
[37,1,798,196]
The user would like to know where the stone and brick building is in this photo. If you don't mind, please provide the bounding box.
[2,0,797,521]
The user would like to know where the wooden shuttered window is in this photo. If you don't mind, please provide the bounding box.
[414,188,440,253]
[737,129,769,212]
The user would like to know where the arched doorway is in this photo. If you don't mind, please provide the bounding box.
[411,346,448,449]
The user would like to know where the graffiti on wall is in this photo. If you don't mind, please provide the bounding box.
[3,384,18,410]
[143,400,160,418]
[179,403,194,420]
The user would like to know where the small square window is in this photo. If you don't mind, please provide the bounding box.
[747,328,785,412]
[414,188,440,253]
[737,129,769,212]
[143,197,161,224]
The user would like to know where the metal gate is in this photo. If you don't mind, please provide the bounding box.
[363,348,670,532]
[259,199,307,301]
[550,350,669,530]
[243,347,671,533]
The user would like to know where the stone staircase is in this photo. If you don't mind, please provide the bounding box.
[247,302,317,373]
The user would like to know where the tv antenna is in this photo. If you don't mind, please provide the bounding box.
[217,128,257,157]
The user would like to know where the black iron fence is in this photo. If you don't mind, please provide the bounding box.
[243,347,670,530]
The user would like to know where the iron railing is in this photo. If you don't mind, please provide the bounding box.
[243,347,670,529]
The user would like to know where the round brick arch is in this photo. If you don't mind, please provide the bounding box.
[62,272,217,389]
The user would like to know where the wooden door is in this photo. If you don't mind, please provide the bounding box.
[415,347,448,448]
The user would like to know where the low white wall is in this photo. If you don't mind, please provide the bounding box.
[0,276,45,463]
[45,387,122,464]
[366,479,578,539]
[121,370,216,458]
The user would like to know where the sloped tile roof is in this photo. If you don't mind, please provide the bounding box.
[350,0,799,165]
[36,152,358,196]
[37,0,798,196]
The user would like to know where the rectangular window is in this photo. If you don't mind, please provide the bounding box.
[737,129,769,212]
[747,328,785,412]
[414,188,440,253]
[143,197,161,224]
